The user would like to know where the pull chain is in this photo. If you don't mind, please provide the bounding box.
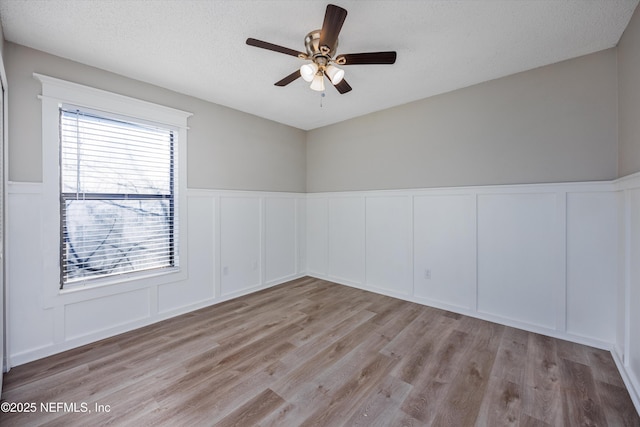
[320,92,325,108]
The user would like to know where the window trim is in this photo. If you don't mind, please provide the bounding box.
[35,74,192,306]
[59,107,177,288]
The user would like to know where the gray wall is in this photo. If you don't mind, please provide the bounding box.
[619,4,640,177]
[5,30,635,194]
[0,19,4,58]
[5,42,306,192]
[307,49,619,192]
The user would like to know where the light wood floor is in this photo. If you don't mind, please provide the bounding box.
[1,277,638,426]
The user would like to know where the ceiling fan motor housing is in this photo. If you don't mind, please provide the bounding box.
[304,30,335,64]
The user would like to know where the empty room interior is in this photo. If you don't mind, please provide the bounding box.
[0,0,640,425]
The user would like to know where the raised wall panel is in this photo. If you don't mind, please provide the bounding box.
[306,197,328,276]
[477,193,559,328]
[365,196,412,296]
[158,195,215,313]
[566,192,617,342]
[413,194,476,309]
[8,190,55,357]
[296,198,307,274]
[65,288,150,340]
[616,190,626,357]
[329,197,365,284]
[220,197,261,296]
[265,197,296,283]
[7,186,307,367]
[628,188,640,392]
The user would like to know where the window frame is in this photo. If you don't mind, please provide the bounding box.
[58,106,178,288]
[35,74,192,304]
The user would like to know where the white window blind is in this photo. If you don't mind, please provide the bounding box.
[60,107,176,287]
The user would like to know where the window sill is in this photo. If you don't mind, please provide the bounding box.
[43,266,188,309]
[61,267,181,294]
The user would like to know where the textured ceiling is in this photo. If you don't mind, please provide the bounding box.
[0,0,638,130]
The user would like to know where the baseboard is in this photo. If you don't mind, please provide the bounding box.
[611,348,640,416]
[308,273,613,350]
[8,273,306,368]
[309,274,640,415]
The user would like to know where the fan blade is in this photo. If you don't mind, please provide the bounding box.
[246,38,306,58]
[335,51,397,65]
[275,70,301,87]
[319,4,347,52]
[333,78,352,94]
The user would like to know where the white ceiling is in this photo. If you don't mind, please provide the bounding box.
[0,0,638,130]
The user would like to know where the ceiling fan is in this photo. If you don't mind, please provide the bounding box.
[246,3,397,94]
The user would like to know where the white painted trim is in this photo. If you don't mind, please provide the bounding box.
[260,196,266,286]
[555,191,568,332]
[6,167,640,411]
[10,272,309,367]
[214,194,222,301]
[7,181,42,194]
[624,188,632,368]
[311,183,616,335]
[7,186,306,366]
[615,176,640,415]
[306,272,612,351]
[307,176,640,415]
[409,195,415,298]
[1,49,8,382]
[179,190,279,301]
[188,188,305,198]
[34,76,191,309]
[294,198,300,275]
[472,193,479,312]
[616,170,640,190]
[307,180,616,198]
[612,347,640,416]
[33,74,192,129]
[360,196,367,288]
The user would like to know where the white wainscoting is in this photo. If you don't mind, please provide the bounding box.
[6,175,640,413]
[308,177,640,413]
[220,196,262,297]
[629,188,640,390]
[477,192,561,330]
[307,182,618,349]
[617,173,640,412]
[306,197,328,277]
[366,196,413,297]
[413,194,476,310]
[157,194,215,314]
[265,197,297,285]
[5,184,305,367]
[328,196,365,285]
[566,192,618,342]
[65,288,151,341]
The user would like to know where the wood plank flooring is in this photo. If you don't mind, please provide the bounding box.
[1,277,638,426]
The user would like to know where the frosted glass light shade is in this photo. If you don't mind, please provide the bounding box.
[310,73,325,91]
[300,63,318,82]
[325,64,344,85]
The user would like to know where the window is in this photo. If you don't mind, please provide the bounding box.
[59,108,176,287]
[36,73,191,298]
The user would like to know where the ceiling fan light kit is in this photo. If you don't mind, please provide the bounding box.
[300,62,319,82]
[325,64,345,85]
[310,73,326,92]
[246,3,397,95]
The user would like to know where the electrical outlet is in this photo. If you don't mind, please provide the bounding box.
[424,269,431,280]
[223,266,229,276]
